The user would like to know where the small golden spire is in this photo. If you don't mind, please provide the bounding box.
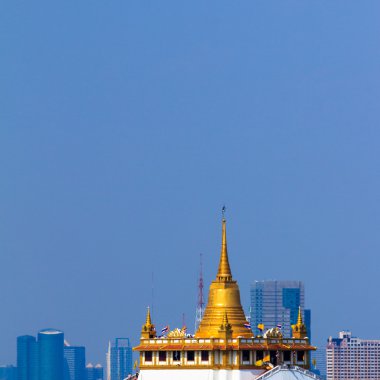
[146,306,152,326]
[292,306,307,339]
[297,306,303,326]
[222,310,229,326]
[141,306,156,339]
[219,310,232,336]
[216,218,232,282]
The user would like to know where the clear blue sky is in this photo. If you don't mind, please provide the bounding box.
[1,0,379,366]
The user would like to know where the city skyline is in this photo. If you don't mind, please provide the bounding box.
[1,0,380,370]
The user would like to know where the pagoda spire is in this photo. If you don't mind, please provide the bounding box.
[222,310,230,326]
[292,306,307,339]
[219,310,232,339]
[146,306,152,325]
[196,214,252,339]
[297,306,303,325]
[141,306,156,339]
[216,217,232,282]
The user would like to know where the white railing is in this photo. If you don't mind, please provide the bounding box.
[255,365,321,380]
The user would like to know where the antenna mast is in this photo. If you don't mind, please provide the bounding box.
[194,253,205,333]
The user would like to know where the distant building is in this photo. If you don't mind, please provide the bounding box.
[304,309,312,342]
[250,280,311,339]
[106,339,132,380]
[86,363,103,380]
[17,335,38,380]
[0,365,17,380]
[64,346,86,380]
[326,330,380,380]
[311,348,326,380]
[38,329,64,380]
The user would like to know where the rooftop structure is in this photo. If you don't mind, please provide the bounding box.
[134,216,316,380]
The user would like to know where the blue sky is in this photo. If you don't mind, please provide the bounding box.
[1,0,379,366]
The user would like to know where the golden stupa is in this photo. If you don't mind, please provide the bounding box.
[196,218,252,338]
[133,215,315,380]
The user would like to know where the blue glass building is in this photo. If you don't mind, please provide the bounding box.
[0,365,17,380]
[17,335,38,380]
[250,280,311,339]
[38,329,64,380]
[64,346,86,380]
[107,338,132,380]
[85,364,103,380]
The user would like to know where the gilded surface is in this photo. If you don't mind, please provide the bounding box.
[195,219,252,338]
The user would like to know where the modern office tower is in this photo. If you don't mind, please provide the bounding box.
[106,338,132,380]
[86,364,103,380]
[0,365,17,380]
[38,329,64,380]
[326,330,380,380]
[64,346,86,380]
[93,364,103,380]
[304,309,312,342]
[17,335,39,380]
[250,280,311,338]
[311,348,326,380]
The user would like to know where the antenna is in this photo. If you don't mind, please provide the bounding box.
[151,272,154,318]
[194,253,205,333]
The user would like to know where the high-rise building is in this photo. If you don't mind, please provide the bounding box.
[106,338,132,380]
[17,335,38,380]
[64,346,86,380]
[86,364,103,380]
[250,280,311,339]
[326,331,380,380]
[311,348,326,380]
[38,329,64,380]
[0,365,17,380]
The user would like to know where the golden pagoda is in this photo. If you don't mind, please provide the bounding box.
[196,218,252,339]
[133,216,316,380]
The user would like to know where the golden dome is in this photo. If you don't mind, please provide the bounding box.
[195,218,253,338]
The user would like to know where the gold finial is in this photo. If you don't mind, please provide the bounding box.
[145,306,152,325]
[219,310,232,334]
[292,306,307,339]
[297,306,303,325]
[141,306,156,339]
[216,214,232,282]
[222,310,229,325]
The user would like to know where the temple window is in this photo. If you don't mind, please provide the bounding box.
[256,351,264,361]
[144,351,152,362]
[270,351,277,365]
[297,351,305,362]
[283,351,291,362]
[159,351,167,362]
[201,351,209,361]
[242,350,250,362]
[187,351,195,361]
[173,351,181,361]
